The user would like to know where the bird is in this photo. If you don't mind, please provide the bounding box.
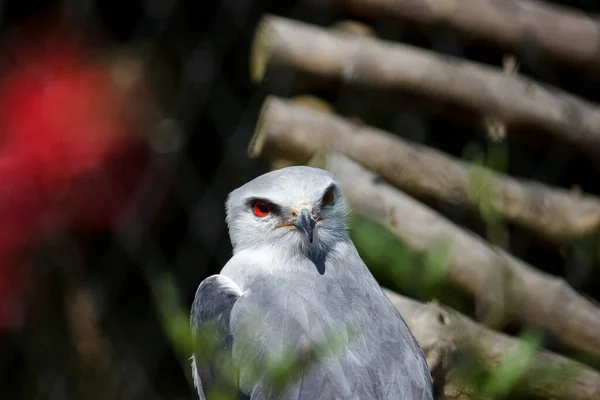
[190,166,434,400]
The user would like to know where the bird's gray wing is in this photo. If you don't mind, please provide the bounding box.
[227,274,433,400]
[190,274,248,400]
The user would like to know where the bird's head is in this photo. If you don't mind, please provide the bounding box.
[225,166,350,253]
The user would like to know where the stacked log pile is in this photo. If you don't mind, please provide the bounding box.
[247,2,600,399]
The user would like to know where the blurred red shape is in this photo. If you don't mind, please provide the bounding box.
[0,21,154,330]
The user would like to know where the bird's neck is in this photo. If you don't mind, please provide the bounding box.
[227,237,353,280]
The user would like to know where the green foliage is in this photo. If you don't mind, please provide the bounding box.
[422,235,452,297]
[150,273,195,361]
[445,327,545,399]
[464,140,510,249]
[349,213,471,313]
[349,213,418,294]
[482,328,542,398]
[261,324,353,394]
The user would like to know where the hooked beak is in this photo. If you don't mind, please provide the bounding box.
[293,208,316,243]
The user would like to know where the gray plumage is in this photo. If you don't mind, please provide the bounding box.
[190,166,434,400]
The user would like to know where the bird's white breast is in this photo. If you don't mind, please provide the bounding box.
[220,240,364,290]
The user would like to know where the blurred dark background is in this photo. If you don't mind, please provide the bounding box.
[1,0,600,399]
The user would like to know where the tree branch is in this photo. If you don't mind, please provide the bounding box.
[251,96,600,240]
[325,0,600,71]
[251,15,600,155]
[384,289,600,400]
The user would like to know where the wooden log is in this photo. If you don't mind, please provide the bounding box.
[250,15,600,156]
[269,95,337,170]
[326,0,600,71]
[384,289,600,400]
[251,96,600,240]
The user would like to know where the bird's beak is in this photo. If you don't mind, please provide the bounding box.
[293,208,316,243]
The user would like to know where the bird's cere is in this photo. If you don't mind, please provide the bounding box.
[292,208,316,243]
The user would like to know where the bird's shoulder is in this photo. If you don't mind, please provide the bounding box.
[191,274,242,327]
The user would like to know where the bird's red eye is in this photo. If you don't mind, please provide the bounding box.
[322,189,335,206]
[252,200,272,217]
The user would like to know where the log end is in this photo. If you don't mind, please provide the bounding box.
[250,15,275,84]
